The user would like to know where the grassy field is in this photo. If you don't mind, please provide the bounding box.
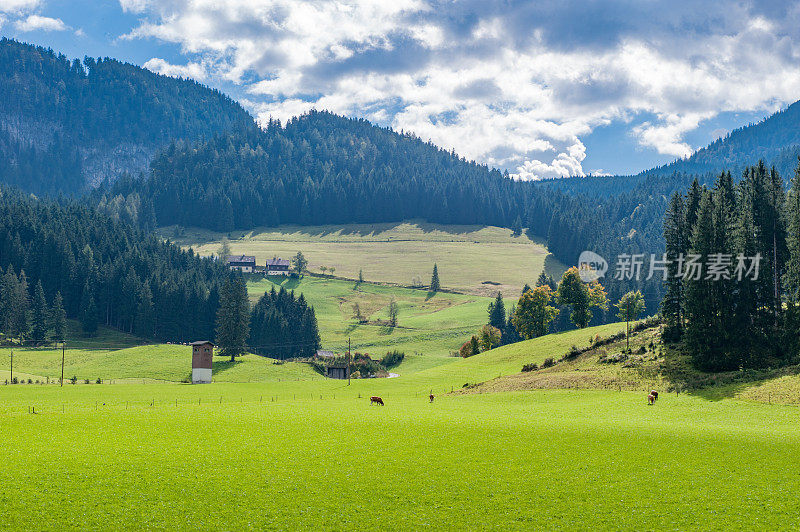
[163,221,566,297]
[248,275,493,357]
[4,323,800,528]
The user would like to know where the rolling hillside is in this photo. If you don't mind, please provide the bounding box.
[170,222,565,297]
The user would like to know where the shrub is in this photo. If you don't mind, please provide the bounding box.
[96,378,103,384]
[542,357,555,368]
[522,362,539,372]
[380,350,405,369]
[27,378,32,384]
[459,341,476,358]
[70,375,77,385]
[84,378,90,384]
[562,345,582,360]
[11,377,18,384]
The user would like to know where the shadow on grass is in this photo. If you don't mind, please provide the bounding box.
[212,358,244,376]
[658,346,800,401]
[266,276,300,290]
[378,326,395,336]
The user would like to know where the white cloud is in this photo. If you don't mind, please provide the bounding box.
[14,14,68,32]
[143,58,208,81]
[0,0,40,14]
[118,0,800,179]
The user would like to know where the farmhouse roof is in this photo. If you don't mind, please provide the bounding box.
[266,258,290,267]
[190,340,214,346]
[226,255,256,264]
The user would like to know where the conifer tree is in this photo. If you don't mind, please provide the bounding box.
[31,280,49,344]
[50,291,67,343]
[488,292,506,329]
[662,191,686,340]
[684,191,719,369]
[215,275,250,361]
[785,161,800,304]
[430,263,440,292]
[79,281,99,336]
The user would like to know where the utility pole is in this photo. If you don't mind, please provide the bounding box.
[60,341,65,387]
[347,337,351,386]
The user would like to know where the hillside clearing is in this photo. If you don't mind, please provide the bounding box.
[164,222,565,297]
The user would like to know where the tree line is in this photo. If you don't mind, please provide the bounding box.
[214,276,320,361]
[662,161,800,370]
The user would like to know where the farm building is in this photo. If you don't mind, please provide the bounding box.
[227,255,256,273]
[190,341,214,383]
[326,363,348,379]
[266,257,291,275]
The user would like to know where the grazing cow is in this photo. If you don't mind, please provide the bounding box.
[429,394,435,403]
[650,390,659,402]
[647,393,655,405]
[370,396,384,406]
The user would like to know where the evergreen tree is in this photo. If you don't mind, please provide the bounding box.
[662,191,686,341]
[785,161,800,303]
[215,275,250,362]
[50,291,67,343]
[684,191,720,369]
[31,280,49,344]
[512,215,523,236]
[488,292,506,329]
[430,264,440,292]
[388,298,399,327]
[79,282,99,336]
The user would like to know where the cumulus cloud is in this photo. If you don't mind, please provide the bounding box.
[14,14,68,32]
[118,0,800,179]
[0,0,40,14]
[143,57,208,81]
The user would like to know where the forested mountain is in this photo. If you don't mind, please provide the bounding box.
[0,188,226,342]
[644,101,800,179]
[110,111,534,230]
[0,38,255,194]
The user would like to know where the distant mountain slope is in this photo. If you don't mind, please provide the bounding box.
[0,38,255,194]
[111,110,543,231]
[643,100,800,179]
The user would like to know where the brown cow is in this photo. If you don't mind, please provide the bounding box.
[650,390,659,402]
[370,396,384,406]
[647,393,655,405]
[429,394,435,403]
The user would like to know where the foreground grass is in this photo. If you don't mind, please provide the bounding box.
[1,385,799,529]
[166,221,566,297]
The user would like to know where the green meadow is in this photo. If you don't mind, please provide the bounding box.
[164,221,566,297]
[5,322,800,529]
[248,275,493,357]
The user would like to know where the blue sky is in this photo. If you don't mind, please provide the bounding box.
[1,1,799,178]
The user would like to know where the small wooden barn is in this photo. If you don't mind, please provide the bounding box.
[190,341,214,383]
[326,363,348,379]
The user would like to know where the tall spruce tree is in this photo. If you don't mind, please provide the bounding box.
[79,281,99,336]
[430,264,440,292]
[215,275,250,361]
[684,190,721,369]
[50,291,66,343]
[488,292,506,329]
[31,280,49,344]
[662,191,686,340]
